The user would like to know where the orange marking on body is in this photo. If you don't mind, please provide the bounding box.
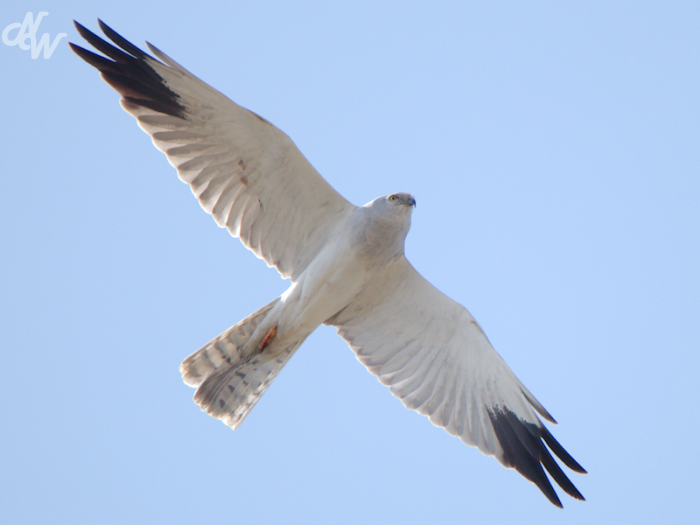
[259,324,278,351]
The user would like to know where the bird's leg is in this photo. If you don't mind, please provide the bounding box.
[259,323,278,351]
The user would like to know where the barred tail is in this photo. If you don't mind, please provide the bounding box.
[180,298,279,388]
[179,298,303,429]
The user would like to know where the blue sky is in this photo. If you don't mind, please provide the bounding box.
[2,1,699,524]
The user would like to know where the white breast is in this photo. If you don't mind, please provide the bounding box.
[277,207,407,337]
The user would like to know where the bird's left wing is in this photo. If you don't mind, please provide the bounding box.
[71,20,354,281]
[326,255,586,507]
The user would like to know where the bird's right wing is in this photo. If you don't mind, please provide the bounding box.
[326,255,586,507]
[71,20,355,281]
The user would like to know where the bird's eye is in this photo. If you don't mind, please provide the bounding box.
[389,195,397,202]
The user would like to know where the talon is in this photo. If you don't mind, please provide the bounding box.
[259,324,277,351]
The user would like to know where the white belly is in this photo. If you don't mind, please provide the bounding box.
[243,204,407,354]
[277,237,374,337]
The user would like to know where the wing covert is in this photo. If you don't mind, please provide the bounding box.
[71,20,354,280]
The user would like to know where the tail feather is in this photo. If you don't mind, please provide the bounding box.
[193,341,301,429]
[180,298,279,387]
[180,297,303,430]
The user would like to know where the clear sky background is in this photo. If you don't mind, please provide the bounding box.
[2,1,699,524]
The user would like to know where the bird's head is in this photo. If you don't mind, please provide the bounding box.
[365,192,416,218]
[385,192,416,209]
[360,192,416,250]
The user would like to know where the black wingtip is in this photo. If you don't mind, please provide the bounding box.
[74,20,97,40]
[97,18,153,60]
[71,20,187,120]
[69,42,123,75]
[489,407,586,507]
[73,20,90,40]
[489,408,562,507]
[541,425,587,474]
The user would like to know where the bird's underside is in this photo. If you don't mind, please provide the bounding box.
[71,19,587,507]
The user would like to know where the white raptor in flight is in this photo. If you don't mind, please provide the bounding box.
[72,20,586,507]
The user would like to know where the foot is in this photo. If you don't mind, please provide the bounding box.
[259,324,278,351]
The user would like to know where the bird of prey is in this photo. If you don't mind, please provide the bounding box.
[71,20,586,507]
